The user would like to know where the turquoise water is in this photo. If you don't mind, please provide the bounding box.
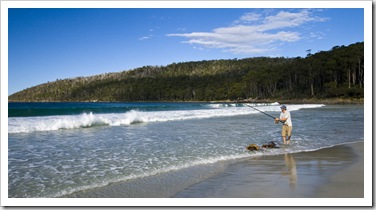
[8,102,364,197]
[8,102,209,117]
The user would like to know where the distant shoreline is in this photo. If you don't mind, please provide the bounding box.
[8,97,364,104]
[234,97,364,104]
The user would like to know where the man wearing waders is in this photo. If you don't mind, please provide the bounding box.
[275,105,292,144]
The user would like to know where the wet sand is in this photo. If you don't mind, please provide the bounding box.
[60,142,367,207]
[174,142,364,198]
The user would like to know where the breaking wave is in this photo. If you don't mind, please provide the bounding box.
[8,104,325,134]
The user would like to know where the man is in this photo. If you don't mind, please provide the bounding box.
[275,105,292,144]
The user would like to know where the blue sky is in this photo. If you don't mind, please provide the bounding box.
[8,8,364,95]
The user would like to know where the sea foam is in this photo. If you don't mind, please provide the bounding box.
[8,104,325,134]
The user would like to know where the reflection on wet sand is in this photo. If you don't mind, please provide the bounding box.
[282,154,297,188]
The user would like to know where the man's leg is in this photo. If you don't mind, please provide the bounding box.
[282,126,288,144]
[286,127,292,144]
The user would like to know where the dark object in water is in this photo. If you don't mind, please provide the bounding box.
[262,141,280,148]
[246,141,280,151]
[246,144,260,151]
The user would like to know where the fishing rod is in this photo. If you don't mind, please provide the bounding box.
[245,104,277,120]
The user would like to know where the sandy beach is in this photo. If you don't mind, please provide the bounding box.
[65,141,365,201]
[173,141,364,198]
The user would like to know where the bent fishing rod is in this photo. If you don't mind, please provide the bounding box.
[244,104,276,120]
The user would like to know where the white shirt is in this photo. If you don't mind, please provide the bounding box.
[280,110,292,127]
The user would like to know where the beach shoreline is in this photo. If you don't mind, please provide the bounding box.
[234,97,364,105]
[8,97,364,105]
[173,141,364,198]
[66,141,365,201]
[315,141,364,197]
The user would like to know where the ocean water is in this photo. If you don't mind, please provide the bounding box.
[7,102,364,198]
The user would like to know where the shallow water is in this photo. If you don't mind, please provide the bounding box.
[8,102,363,197]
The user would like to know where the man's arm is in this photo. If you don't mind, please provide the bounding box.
[276,112,289,122]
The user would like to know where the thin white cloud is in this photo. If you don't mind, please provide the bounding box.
[167,9,327,54]
[309,31,325,40]
[138,34,154,40]
[233,12,261,24]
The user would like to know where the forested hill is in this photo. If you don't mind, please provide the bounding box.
[9,42,364,102]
